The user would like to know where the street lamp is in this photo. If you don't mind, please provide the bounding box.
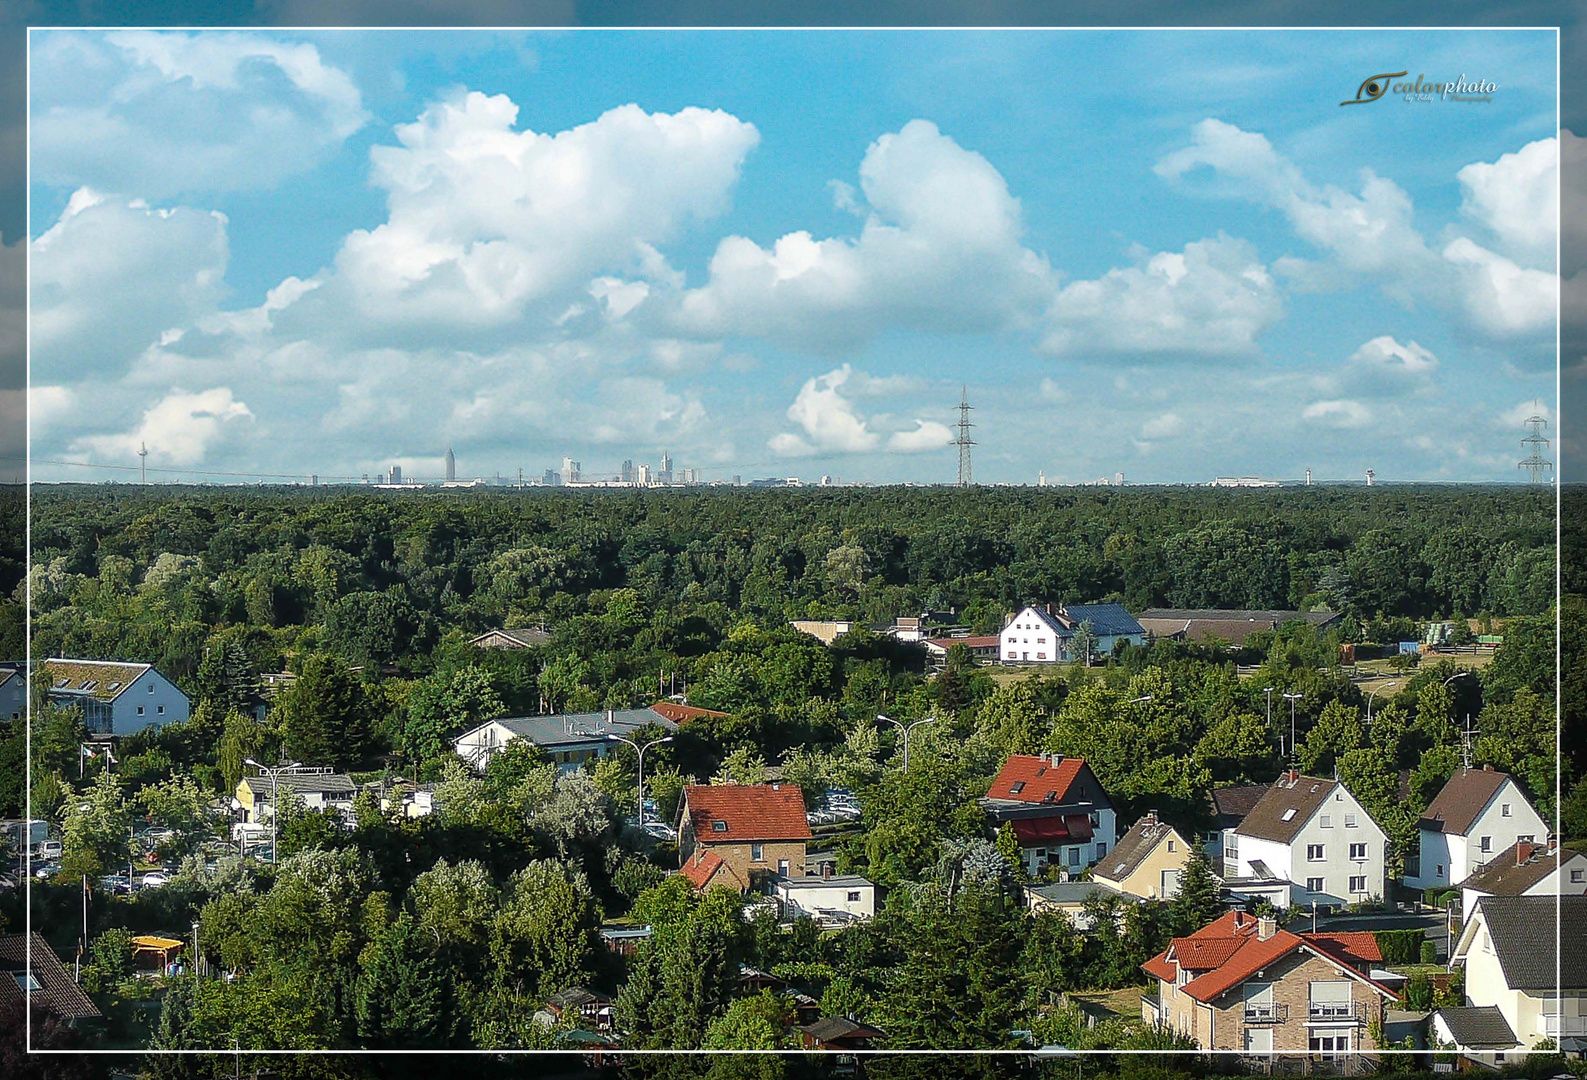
[244,759,300,865]
[605,733,674,830]
[1262,687,1275,730]
[1443,671,1470,689]
[877,713,938,772]
[1282,692,1304,763]
[1366,682,1397,724]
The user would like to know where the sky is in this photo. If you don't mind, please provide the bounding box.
[18,27,1567,485]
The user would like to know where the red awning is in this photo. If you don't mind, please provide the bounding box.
[1011,817,1071,844]
[1064,814,1094,842]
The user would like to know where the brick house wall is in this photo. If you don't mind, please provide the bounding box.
[1203,952,1385,1053]
[694,839,806,888]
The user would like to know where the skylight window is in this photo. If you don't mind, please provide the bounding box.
[1281,809,1298,822]
[1009,781,1026,794]
[711,820,728,833]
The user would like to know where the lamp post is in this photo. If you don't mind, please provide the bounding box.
[1366,682,1397,725]
[244,759,300,865]
[605,733,674,830]
[1262,686,1275,730]
[192,919,202,979]
[877,713,938,772]
[1282,692,1304,763]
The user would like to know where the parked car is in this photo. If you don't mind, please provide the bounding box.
[99,874,133,895]
[642,821,677,841]
[33,863,61,880]
[0,873,17,891]
[139,871,171,888]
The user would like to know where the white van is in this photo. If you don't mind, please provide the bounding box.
[36,840,63,860]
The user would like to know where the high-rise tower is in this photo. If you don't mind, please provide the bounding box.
[444,447,456,483]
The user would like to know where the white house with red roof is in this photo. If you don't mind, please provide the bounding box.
[1140,910,1398,1057]
[980,753,1117,877]
[677,783,813,891]
[1407,765,1547,893]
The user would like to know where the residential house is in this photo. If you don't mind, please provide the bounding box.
[1093,812,1194,900]
[1137,609,1341,648]
[1205,784,1271,861]
[884,610,960,642]
[1024,880,1139,929]
[0,664,24,723]
[1140,911,1396,1059]
[1450,895,1587,1056]
[772,875,876,925]
[236,768,358,824]
[799,1016,885,1050]
[677,784,812,891]
[453,704,687,775]
[1459,839,1587,919]
[0,932,101,1023]
[788,620,856,646]
[1222,771,1388,910]
[1431,1006,1523,1067]
[469,627,551,650]
[981,753,1118,877]
[921,635,1001,668]
[42,658,189,735]
[998,603,1146,665]
[535,986,614,1032]
[1407,765,1548,893]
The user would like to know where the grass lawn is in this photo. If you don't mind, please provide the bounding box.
[1069,986,1148,1019]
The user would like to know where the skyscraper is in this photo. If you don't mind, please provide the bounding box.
[659,453,673,484]
[444,447,456,483]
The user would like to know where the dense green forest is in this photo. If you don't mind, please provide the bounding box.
[0,483,1572,1057]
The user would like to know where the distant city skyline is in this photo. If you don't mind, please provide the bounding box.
[26,29,1560,484]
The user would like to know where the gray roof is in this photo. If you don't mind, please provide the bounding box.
[1458,842,1582,897]
[1235,774,1339,844]
[1062,604,1145,638]
[1096,815,1181,883]
[1025,881,1135,905]
[1139,608,1339,627]
[779,875,874,890]
[483,707,678,749]
[1435,1006,1519,1050]
[0,932,101,1020]
[1470,895,1587,991]
[248,772,357,797]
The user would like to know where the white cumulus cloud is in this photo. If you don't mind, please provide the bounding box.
[673,119,1052,350]
[73,387,253,465]
[1041,235,1282,358]
[31,30,367,197]
[1340,336,1439,396]
[1302,399,1372,429]
[769,364,950,457]
[1457,137,1557,269]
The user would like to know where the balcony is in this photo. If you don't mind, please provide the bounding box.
[1308,1002,1365,1024]
[1542,1015,1587,1038]
[1244,1002,1289,1024]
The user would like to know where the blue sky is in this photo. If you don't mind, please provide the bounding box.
[23,28,1563,484]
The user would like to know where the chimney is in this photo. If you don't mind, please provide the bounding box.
[1482,764,1493,772]
[1516,842,1534,865]
[1258,916,1277,941]
[822,862,833,880]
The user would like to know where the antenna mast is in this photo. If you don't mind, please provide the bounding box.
[138,442,148,485]
[954,386,975,487]
[1518,402,1552,484]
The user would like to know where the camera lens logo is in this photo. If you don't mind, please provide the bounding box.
[1341,71,1407,106]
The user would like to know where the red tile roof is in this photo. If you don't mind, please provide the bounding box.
[986,755,1086,804]
[925,635,1000,649]
[678,849,740,891]
[650,701,728,724]
[1142,911,1397,1005]
[684,784,813,842]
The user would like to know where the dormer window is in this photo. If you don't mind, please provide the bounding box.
[711,820,728,833]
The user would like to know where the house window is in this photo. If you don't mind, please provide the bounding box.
[1436,864,1444,877]
[1069,847,1081,866]
[156,705,165,715]
[148,684,154,693]
[1502,803,1511,817]
[1167,839,1177,852]
[1306,877,1325,893]
[12,971,41,991]
[1480,836,1492,852]
[1349,875,1367,893]
[847,891,861,902]
[752,844,764,862]
[137,706,145,715]
[712,820,728,833]
[1009,782,1025,794]
[1571,869,1584,884]
[1319,815,1332,828]
[1096,842,1107,860]
[1307,844,1325,861]
[1344,814,1357,828]
[1349,843,1368,860]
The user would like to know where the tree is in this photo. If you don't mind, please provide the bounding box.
[355,913,450,1049]
[700,989,795,1050]
[402,666,504,765]
[274,653,377,769]
[1171,844,1221,933]
[61,769,133,882]
[489,859,600,1002]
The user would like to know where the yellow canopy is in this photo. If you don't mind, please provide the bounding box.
[131,935,184,951]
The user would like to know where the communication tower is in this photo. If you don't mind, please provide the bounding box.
[954,386,975,487]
